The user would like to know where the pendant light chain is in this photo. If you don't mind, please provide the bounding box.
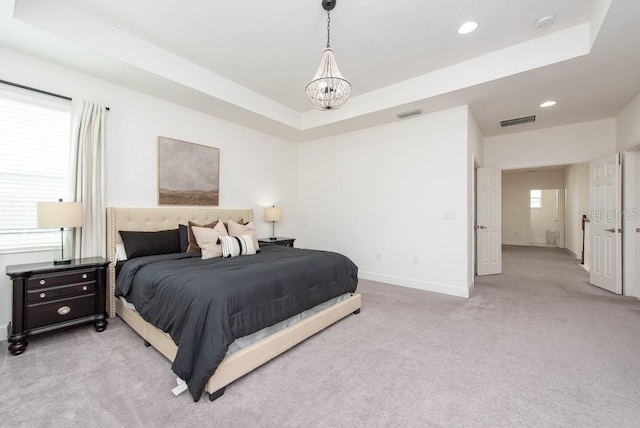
[326,11,331,48]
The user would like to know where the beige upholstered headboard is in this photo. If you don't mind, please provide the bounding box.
[105,207,254,317]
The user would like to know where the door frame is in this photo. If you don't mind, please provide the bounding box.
[623,148,640,298]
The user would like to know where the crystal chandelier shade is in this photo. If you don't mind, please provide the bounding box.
[305,48,351,110]
[305,0,351,110]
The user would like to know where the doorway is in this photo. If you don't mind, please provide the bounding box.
[499,164,588,269]
[529,189,563,248]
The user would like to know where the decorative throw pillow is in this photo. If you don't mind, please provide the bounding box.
[187,220,217,252]
[191,223,228,259]
[227,220,260,251]
[119,229,181,259]
[219,235,257,258]
[222,218,244,231]
[178,223,189,252]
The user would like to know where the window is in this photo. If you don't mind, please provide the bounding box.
[0,88,72,252]
[530,189,542,209]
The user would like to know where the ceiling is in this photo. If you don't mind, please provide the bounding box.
[0,0,639,142]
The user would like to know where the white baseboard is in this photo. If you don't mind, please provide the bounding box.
[502,241,530,246]
[359,271,470,298]
[0,323,7,342]
[565,248,579,258]
[530,238,547,246]
[581,264,590,273]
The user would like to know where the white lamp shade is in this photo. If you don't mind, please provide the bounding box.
[264,206,283,222]
[37,201,83,228]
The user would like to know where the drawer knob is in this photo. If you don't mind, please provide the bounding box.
[57,306,71,316]
[39,279,46,285]
[82,274,88,279]
[82,286,88,291]
[39,292,46,298]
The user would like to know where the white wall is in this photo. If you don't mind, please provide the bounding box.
[0,47,299,338]
[616,93,640,152]
[564,163,590,262]
[298,106,472,298]
[501,169,565,246]
[484,119,616,170]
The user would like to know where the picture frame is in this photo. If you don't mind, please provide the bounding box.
[158,136,219,206]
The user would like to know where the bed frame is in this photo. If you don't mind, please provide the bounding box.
[106,207,361,401]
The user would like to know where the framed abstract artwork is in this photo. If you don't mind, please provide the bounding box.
[158,136,219,206]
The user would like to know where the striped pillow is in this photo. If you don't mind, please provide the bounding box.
[219,234,257,258]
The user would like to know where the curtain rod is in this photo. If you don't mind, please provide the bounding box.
[0,78,110,111]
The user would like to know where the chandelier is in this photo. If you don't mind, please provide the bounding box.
[305,0,351,110]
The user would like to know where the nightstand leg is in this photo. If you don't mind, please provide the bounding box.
[94,318,108,332]
[8,334,28,355]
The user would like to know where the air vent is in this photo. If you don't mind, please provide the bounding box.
[396,108,423,119]
[499,115,536,128]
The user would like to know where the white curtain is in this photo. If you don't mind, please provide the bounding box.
[70,100,106,258]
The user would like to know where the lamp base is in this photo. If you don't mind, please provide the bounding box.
[53,258,72,265]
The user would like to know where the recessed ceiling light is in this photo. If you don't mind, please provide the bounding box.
[540,100,557,108]
[536,15,556,29]
[458,21,478,35]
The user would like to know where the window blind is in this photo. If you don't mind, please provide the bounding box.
[0,89,72,252]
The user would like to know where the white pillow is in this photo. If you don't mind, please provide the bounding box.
[227,220,260,251]
[115,243,128,261]
[219,234,257,258]
[191,222,228,260]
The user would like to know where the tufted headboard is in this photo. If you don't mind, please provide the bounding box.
[105,207,254,317]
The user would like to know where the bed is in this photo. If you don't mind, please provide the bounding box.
[106,207,361,402]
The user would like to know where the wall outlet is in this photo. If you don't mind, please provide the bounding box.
[376,253,381,261]
[413,257,419,265]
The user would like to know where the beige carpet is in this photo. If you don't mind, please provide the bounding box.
[2,246,640,427]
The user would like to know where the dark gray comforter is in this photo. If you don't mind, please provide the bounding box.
[115,245,358,401]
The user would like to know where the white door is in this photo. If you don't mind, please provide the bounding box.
[477,168,502,275]
[589,153,622,294]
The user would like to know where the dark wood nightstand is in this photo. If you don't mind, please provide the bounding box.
[258,237,296,248]
[6,257,109,355]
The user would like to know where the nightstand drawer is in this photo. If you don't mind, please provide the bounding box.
[26,270,95,290]
[26,282,96,303]
[26,295,96,330]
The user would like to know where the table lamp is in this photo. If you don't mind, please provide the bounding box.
[264,206,282,240]
[37,199,83,264]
